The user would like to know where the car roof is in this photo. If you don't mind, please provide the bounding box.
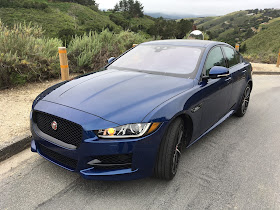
[141,39,224,48]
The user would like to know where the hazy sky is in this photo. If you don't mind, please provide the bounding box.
[97,0,280,16]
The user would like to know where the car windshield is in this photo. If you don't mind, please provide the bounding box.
[108,45,202,77]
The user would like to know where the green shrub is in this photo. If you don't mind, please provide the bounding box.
[0,20,62,88]
[242,19,280,63]
[68,29,153,72]
[0,20,155,88]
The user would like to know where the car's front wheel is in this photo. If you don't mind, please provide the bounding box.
[235,84,251,117]
[153,118,185,180]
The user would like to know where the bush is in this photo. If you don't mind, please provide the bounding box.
[68,29,153,72]
[109,13,129,30]
[0,21,62,88]
[58,28,76,46]
[0,21,154,88]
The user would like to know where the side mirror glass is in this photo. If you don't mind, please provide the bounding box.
[209,66,229,79]
[107,57,115,64]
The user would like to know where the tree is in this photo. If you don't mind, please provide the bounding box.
[113,0,144,18]
[176,19,192,39]
[133,1,144,17]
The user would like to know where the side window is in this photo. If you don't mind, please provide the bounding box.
[223,47,239,67]
[203,47,226,76]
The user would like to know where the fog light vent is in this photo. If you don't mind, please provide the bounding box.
[87,153,132,170]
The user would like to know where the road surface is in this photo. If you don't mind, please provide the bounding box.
[1,75,280,210]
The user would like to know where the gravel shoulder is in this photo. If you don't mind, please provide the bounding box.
[0,79,60,146]
[251,62,280,72]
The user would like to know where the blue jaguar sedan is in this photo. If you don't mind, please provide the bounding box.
[30,40,253,180]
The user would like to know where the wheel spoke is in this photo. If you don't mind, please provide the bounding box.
[245,87,250,98]
[176,148,181,155]
[242,101,245,110]
[172,127,184,174]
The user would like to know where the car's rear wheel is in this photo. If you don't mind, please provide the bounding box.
[154,118,185,180]
[235,84,251,117]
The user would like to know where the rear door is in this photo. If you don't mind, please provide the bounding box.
[222,46,247,108]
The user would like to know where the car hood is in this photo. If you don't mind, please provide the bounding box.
[41,69,194,125]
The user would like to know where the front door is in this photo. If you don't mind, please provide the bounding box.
[198,46,233,134]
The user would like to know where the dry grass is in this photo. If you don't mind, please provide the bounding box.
[0,75,78,145]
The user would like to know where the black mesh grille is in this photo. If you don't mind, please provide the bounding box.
[39,144,77,170]
[97,154,132,164]
[89,154,133,170]
[33,111,83,147]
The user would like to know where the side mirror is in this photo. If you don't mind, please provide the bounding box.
[209,66,229,79]
[107,57,115,64]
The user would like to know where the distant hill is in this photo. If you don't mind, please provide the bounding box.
[191,8,280,63]
[145,12,205,20]
[192,9,280,45]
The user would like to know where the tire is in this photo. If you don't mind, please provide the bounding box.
[235,84,251,117]
[154,118,185,180]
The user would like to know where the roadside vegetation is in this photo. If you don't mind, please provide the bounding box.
[0,0,279,88]
[68,29,153,72]
[0,21,62,88]
[0,20,153,88]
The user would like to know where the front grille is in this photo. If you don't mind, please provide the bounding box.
[33,111,83,147]
[39,144,77,170]
[88,154,133,170]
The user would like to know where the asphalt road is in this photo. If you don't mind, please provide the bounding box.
[1,75,280,210]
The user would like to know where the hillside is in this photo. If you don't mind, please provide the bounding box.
[193,9,280,46]
[104,12,155,33]
[0,0,167,43]
[190,9,280,63]
[0,0,122,40]
[243,18,280,63]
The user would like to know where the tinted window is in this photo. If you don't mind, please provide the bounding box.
[108,45,202,77]
[223,47,239,67]
[204,47,226,76]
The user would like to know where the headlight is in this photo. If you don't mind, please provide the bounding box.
[96,122,161,139]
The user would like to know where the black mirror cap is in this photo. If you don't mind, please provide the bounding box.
[209,66,229,79]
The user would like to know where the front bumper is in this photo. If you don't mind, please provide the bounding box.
[31,101,167,181]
